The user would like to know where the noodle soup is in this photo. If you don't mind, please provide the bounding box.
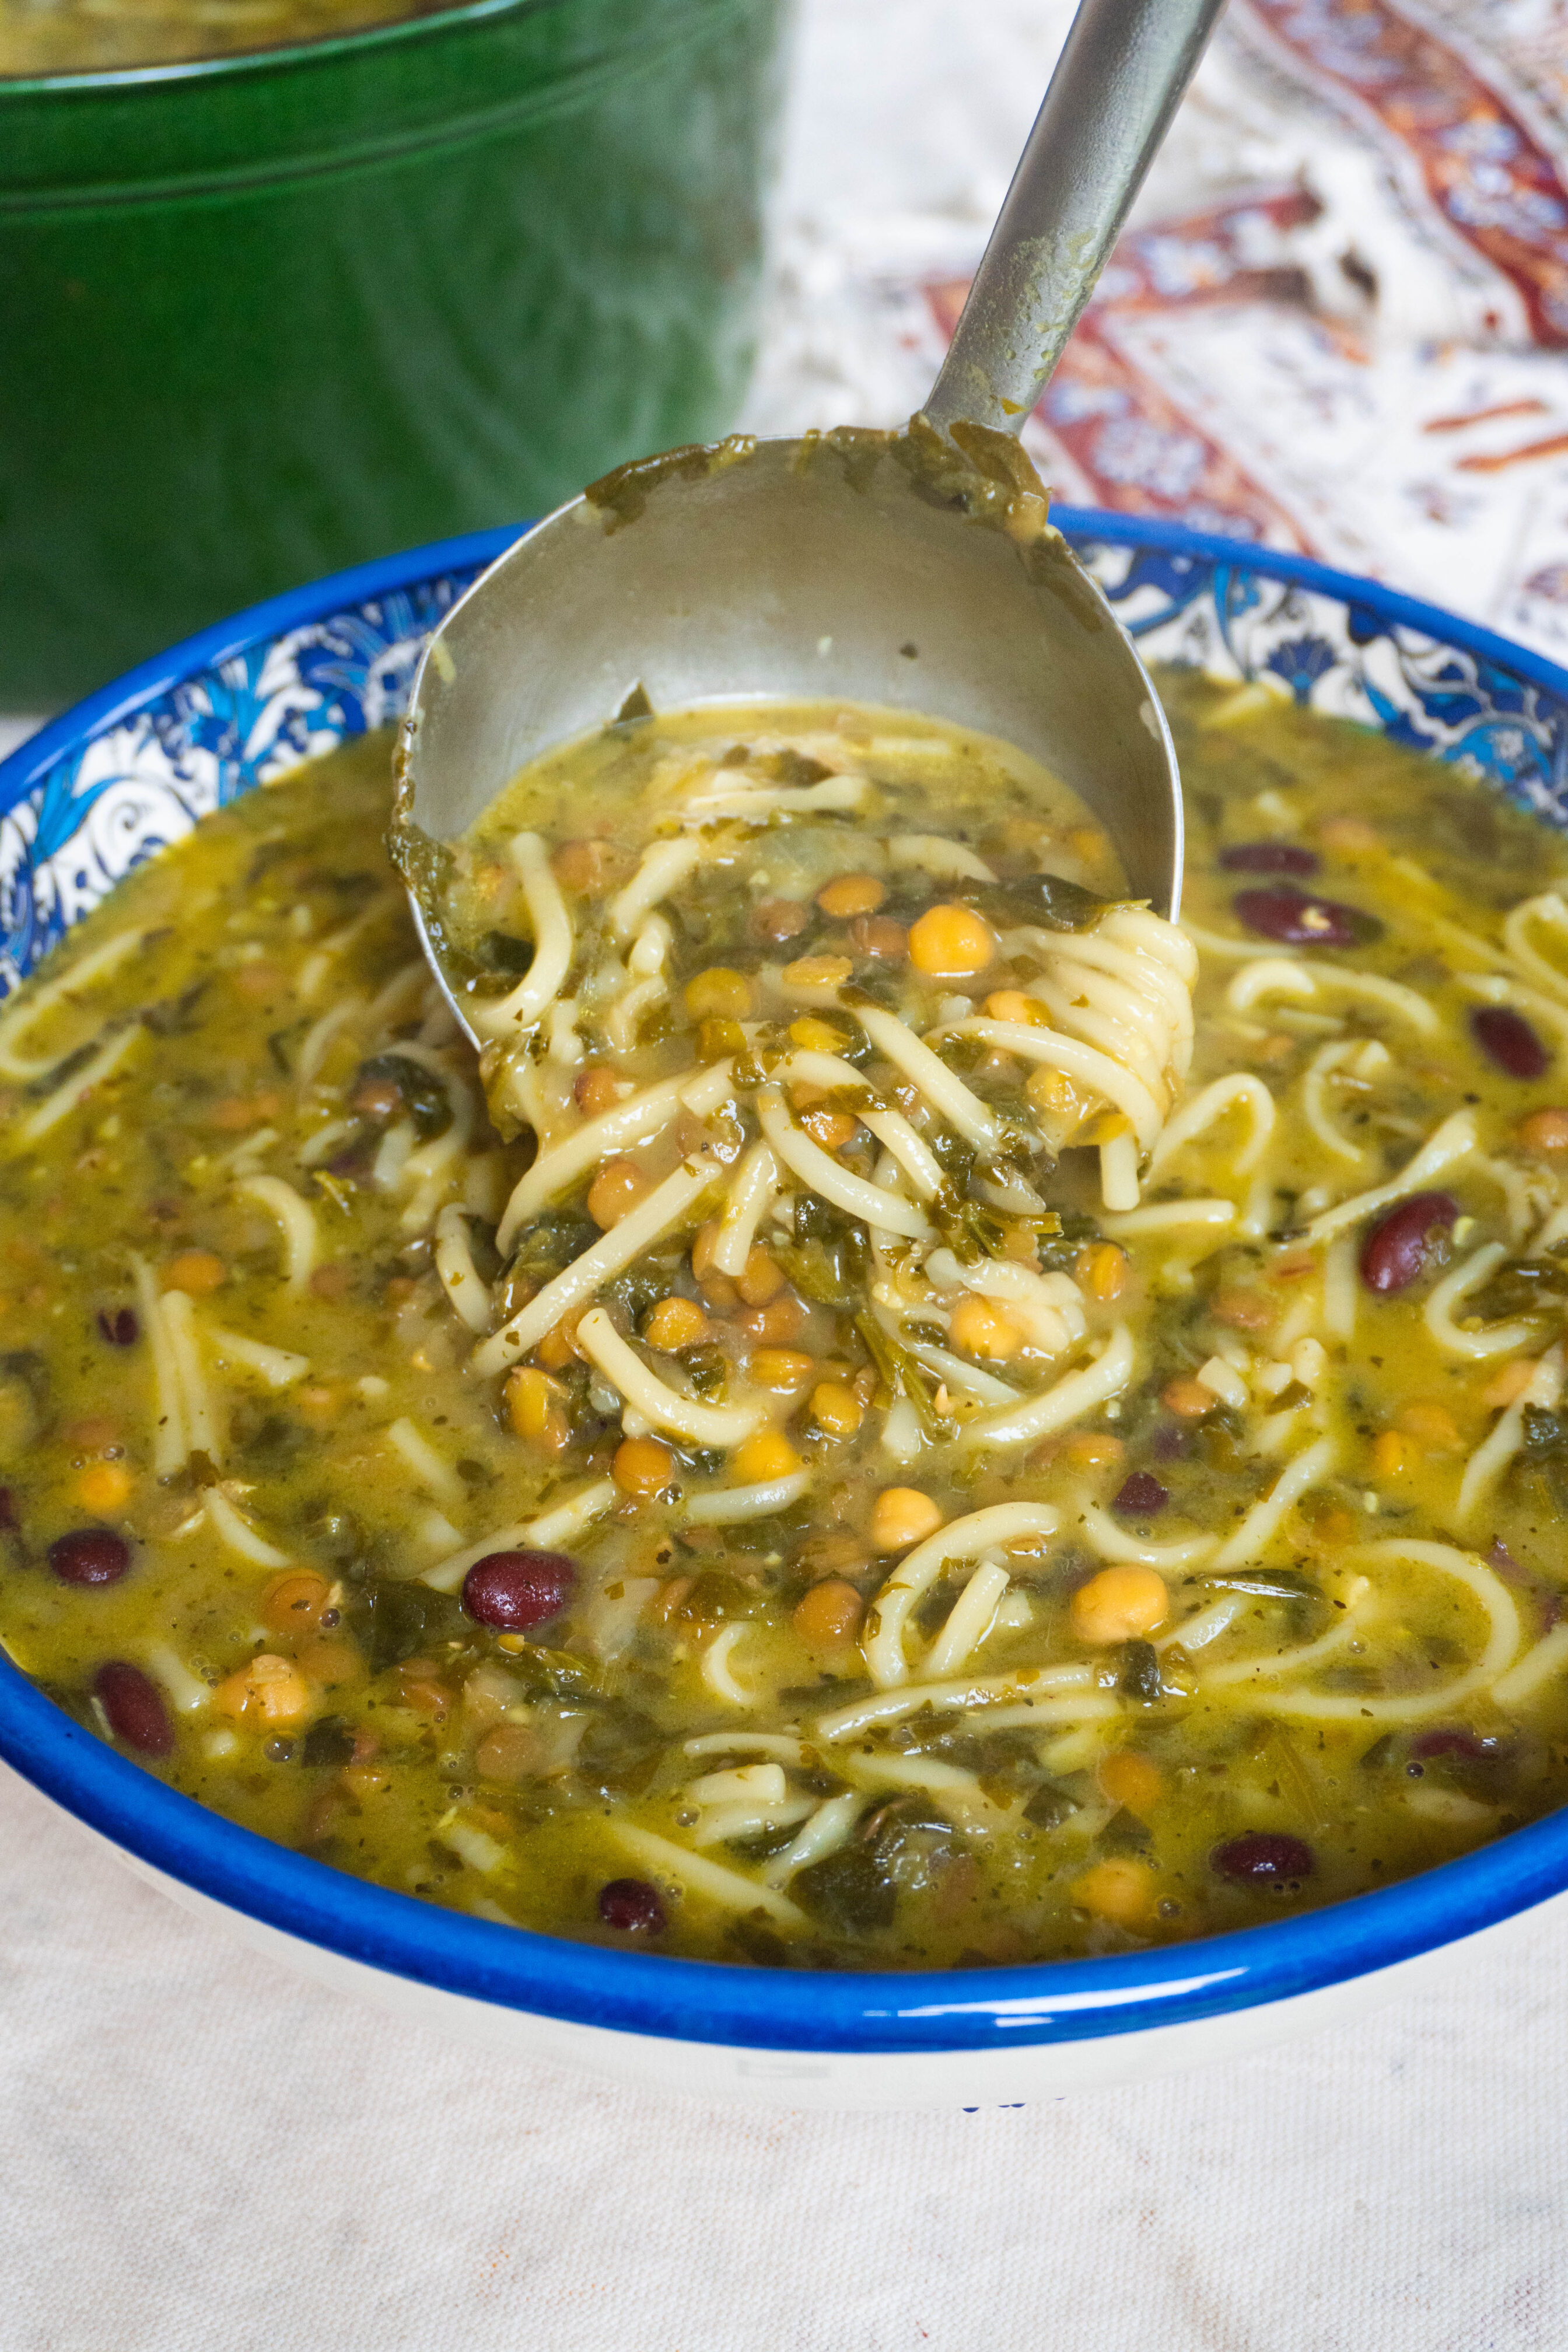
[3,678,1568,1971]
[0,0,455,75]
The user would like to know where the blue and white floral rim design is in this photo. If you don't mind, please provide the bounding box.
[2,510,1568,2064]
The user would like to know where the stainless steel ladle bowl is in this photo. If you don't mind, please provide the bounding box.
[398,0,1228,1041]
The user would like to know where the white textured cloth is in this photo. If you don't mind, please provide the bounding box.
[5,1762,1568,2350]
[744,0,1568,662]
[9,8,1568,2343]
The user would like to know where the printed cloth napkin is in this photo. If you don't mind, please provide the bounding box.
[745,0,1568,664]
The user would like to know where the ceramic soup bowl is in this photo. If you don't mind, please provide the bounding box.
[2,516,1566,2109]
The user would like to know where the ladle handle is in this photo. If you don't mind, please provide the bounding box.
[924,0,1229,438]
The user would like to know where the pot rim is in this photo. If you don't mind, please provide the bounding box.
[0,0,736,100]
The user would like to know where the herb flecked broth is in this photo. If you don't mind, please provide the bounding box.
[0,0,455,75]
[6,678,1568,1972]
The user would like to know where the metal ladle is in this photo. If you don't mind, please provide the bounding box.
[398,0,1228,1042]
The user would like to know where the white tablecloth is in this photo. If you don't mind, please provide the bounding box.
[9,5,1568,2340]
[6,1762,1567,2350]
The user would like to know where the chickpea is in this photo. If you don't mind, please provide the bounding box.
[1371,1430,1410,1479]
[536,1313,583,1370]
[793,1578,864,1648]
[1073,1857,1156,1928]
[817,873,886,919]
[908,904,996,978]
[1518,1108,1568,1153]
[162,1249,226,1295]
[748,1348,817,1391]
[733,1429,802,1483]
[810,1380,864,1437]
[870,1486,944,1553]
[573,1065,623,1118]
[1161,1375,1214,1420]
[1304,1503,1358,1552]
[215,1654,313,1727]
[684,967,754,1021]
[1070,1565,1168,1644]
[782,953,854,991]
[1027,1066,1083,1119]
[292,1637,363,1691]
[949,1294,1024,1361]
[788,1017,852,1052]
[261,1570,332,1633]
[983,989,1048,1026]
[1097,1751,1164,1819]
[1076,1242,1129,1303]
[734,1249,786,1308]
[78,1462,132,1513]
[1397,1400,1461,1451]
[586,1157,650,1230]
[799,1107,860,1152]
[505,1366,571,1454]
[613,1436,677,1498]
[1061,1432,1125,1469]
[737,1293,809,1345]
[643,1296,709,1351]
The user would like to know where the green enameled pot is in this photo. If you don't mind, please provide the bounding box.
[0,0,789,706]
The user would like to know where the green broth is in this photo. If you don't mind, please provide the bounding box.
[2,680,1568,1971]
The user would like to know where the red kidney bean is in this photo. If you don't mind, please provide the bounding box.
[598,1878,667,1934]
[96,1307,138,1346]
[48,1528,131,1586]
[1471,1005,1549,1080]
[1233,887,1363,947]
[1211,1831,1314,1884]
[1113,1471,1169,1516]
[1358,1192,1459,1294]
[94,1661,173,1757]
[1408,1727,1494,1763]
[1219,842,1320,877]
[462,1548,578,1632]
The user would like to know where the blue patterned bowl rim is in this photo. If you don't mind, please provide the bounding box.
[1,509,1565,2059]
